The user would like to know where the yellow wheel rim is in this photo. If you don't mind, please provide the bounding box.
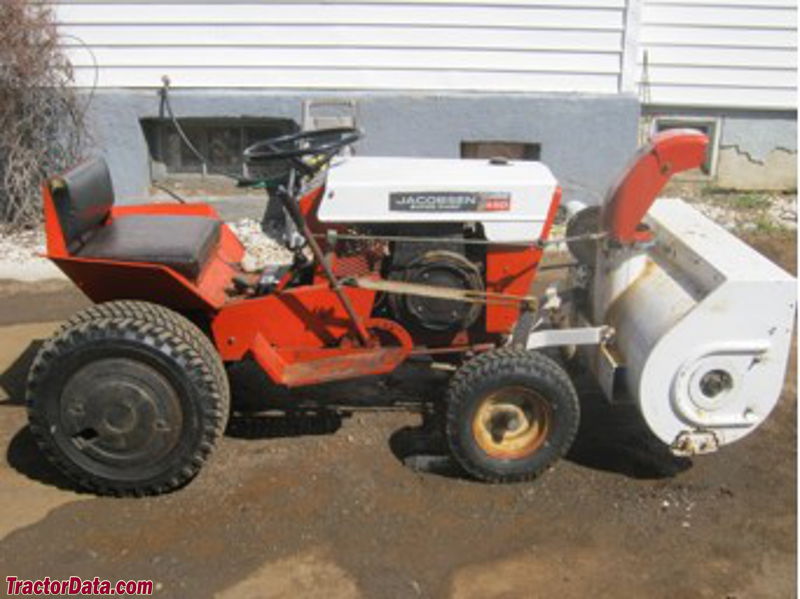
[471,386,552,459]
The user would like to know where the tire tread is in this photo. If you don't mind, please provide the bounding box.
[445,348,579,483]
[27,304,230,496]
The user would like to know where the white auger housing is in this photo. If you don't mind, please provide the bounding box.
[591,198,796,454]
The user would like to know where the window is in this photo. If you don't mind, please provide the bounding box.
[651,116,720,177]
[460,141,541,161]
[141,117,298,178]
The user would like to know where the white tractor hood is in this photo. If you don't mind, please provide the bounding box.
[318,156,558,242]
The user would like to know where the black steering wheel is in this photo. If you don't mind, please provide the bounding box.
[243,127,361,172]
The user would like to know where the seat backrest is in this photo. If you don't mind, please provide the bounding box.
[50,157,115,250]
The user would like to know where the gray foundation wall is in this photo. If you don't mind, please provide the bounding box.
[643,107,797,191]
[83,90,640,206]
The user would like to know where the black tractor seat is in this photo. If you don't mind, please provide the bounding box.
[51,158,221,280]
[77,214,221,280]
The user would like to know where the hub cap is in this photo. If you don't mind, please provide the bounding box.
[471,386,552,459]
[58,358,183,475]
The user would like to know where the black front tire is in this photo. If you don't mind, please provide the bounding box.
[445,348,579,483]
[26,311,229,496]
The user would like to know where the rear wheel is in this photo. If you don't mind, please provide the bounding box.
[445,348,579,482]
[58,300,228,400]
[26,312,229,496]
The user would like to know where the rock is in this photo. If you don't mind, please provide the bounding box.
[227,218,294,271]
[0,225,48,264]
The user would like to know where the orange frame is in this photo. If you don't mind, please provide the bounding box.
[42,182,412,387]
[42,171,566,387]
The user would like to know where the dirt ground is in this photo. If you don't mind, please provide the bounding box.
[0,231,795,598]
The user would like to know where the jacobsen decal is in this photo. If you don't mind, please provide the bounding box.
[389,191,511,212]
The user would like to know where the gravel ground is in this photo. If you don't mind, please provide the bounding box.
[693,193,797,232]
[0,226,59,281]
[228,218,294,271]
[0,225,47,266]
[663,183,797,232]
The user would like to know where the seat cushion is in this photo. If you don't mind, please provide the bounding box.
[51,158,115,251]
[77,214,222,279]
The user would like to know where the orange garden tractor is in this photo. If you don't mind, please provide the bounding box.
[27,127,796,495]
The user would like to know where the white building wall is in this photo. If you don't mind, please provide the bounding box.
[639,0,797,109]
[56,0,629,93]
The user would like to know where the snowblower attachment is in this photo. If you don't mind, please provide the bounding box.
[586,131,796,455]
[604,128,709,244]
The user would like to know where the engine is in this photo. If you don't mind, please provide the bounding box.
[384,227,485,334]
[388,248,483,333]
[315,155,560,341]
[331,223,487,337]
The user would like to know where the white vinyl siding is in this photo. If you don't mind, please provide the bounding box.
[639,0,797,109]
[56,1,628,93]
[55,0,799,108]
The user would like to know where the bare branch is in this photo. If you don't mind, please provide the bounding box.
[0,0,89,230]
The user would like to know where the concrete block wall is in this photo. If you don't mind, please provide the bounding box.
[716,113,797,191]
[643,107,797,191]
[82,90,640,207]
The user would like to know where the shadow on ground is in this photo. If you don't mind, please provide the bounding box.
[388,419,466,479]
[5,409,347,496]
[6,426,81,492]
[381,362,692,482]
[384,389,692,482]
[5,346,691,494]
[226,410,344,440]
[0,340,41,407]
[567,391,693,479]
